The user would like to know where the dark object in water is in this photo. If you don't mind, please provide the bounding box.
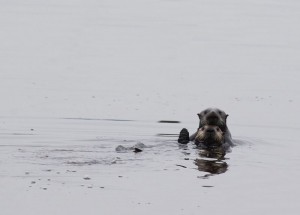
[156,133,179,137]
[133,148,143,153]
[83,176,91,180]
[158,120,180,123]
[176,164,187,168]
[178,128,189,144]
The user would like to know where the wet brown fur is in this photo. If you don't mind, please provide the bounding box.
[195,125,224,146]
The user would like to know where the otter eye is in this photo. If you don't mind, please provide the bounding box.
[204,111,207,115]
[216,127,220,131]
[218,111,222,114]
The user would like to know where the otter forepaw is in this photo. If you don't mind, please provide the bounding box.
[178,128,190,144]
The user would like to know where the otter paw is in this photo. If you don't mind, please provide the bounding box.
[178,128,190,144]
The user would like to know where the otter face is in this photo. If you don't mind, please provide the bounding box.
[197,108,228,131]
[195,125,224,146]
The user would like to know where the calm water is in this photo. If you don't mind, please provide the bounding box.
[1,0,300,214]
[1,117,299,214]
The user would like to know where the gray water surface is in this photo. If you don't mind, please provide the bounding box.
[1,117,299,214]
[1,0,300,214]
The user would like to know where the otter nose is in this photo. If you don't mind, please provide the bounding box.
[206,128,215,133]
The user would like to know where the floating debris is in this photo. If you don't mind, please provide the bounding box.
[83,175,91,180]
[158,120,180,123]
[176,164,187,168]
[133,148,143,153]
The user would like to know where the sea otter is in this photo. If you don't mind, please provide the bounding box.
[178,108,234,146]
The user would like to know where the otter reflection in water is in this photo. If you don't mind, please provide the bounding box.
[195,146,229,175]
[194,125,230,176]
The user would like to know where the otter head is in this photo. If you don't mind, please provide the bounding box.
[197,108,228,131]
[195,125,224,146]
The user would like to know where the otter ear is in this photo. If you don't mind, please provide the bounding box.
[197,113,201,119]
[197,113,202,129]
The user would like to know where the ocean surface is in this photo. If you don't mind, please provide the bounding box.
[1,0,300,214]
